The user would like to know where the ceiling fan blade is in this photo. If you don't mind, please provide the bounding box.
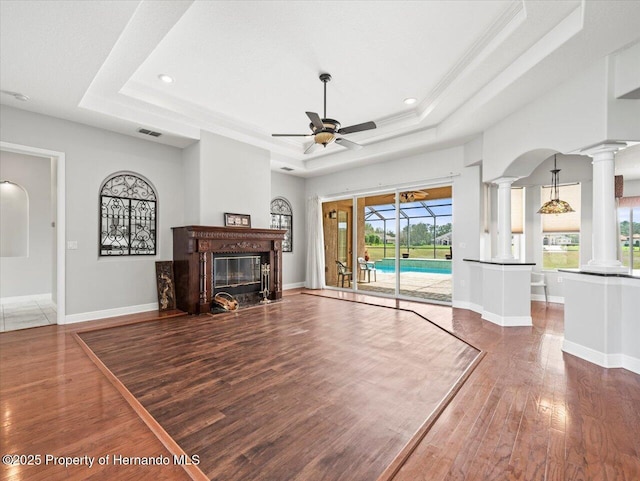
[304,142,320,154]
[338,121,376,135]
[272,134,311,137]
[335,137,362,150]
[306,112,324,131]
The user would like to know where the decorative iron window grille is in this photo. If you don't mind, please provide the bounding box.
[100,172,157,256]
[270,197,293,252]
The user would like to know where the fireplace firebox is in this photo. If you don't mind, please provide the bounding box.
[214,255,262,289]
[172,226,285,314]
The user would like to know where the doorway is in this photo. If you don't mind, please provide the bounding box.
[0,141,66,327]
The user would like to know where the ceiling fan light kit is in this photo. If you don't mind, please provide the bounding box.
[272,73,377,154]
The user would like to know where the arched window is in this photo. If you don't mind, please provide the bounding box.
[100,172,157,256]
[0,181,28,257]
[270,197,293,252]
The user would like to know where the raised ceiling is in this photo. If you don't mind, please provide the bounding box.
[1,1,639,177]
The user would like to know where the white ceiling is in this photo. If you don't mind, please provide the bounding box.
[1,0,639,177]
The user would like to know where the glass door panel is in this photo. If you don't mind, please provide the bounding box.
[356,193,397,296]
[398,187,453,303]
[322,199,354,288]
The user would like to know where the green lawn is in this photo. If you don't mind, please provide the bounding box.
[542,246,640,270]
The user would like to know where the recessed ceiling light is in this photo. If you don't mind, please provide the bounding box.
[158,74,174,84]
[403,97,417,105]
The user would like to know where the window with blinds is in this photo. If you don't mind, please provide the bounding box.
[511,187,524,259]
[541,183,580,269]
[511,187,524,234]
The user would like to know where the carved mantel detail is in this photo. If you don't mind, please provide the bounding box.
[219,241,262,250]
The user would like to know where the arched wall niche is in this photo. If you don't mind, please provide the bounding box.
[0,180,29,257]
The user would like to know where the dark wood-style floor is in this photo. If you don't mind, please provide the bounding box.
[1,291,639,481]
[76,295,479,481]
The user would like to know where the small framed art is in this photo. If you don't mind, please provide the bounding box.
[224,213,251,228]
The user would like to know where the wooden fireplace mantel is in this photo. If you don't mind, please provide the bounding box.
[172,226,286,314]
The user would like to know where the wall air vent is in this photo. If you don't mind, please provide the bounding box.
[280,167,294,171]
[138,128,162,137]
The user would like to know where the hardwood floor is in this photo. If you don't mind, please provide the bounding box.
[1,292,639,481]
[76,295,480,481]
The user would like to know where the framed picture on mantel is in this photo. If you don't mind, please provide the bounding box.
[224,213,251,228]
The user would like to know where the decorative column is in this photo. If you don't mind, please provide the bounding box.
[581,142,626,273]
[493,177,519,261]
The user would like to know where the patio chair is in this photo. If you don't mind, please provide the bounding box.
[445,246,452,259]
[336,260,353,287]
[357,257,377,283]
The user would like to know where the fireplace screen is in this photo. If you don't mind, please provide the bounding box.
[214,255,261,288]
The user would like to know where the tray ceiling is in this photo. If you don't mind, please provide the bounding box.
[1,0,639,176]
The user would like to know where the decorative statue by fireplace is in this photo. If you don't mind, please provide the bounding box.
[172,226,286,314]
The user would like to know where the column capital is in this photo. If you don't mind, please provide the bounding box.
[580,141,626,157]
[492,177,519,187]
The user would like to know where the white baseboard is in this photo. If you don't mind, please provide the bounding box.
[452,300,482,314]
[0,293,52,304]
[283,282,306,290]
[562,340,640,375]
[64,302,158,325]
[622,355,640,375]
[531,294,565,304]
[482,310,532,327]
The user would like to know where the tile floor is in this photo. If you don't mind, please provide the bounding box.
[0,294,57,332]
[337,271,453,302]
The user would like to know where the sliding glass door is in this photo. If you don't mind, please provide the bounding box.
[321,185,453,303]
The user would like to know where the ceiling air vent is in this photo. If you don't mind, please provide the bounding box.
[138,128,162,137]
[280,167,294,172]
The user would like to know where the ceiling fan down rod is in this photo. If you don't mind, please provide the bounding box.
[320,73,331,120]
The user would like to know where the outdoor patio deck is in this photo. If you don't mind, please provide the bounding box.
[352,270,452,303]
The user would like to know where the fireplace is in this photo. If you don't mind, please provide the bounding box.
[172,226,286,314]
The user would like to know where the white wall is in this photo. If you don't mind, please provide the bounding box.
[483,59,608,181]
[271,171,306,287]
[606,55,640,141]
[199,131,271,228]
[305,145,482,306]
[0,151,52,297]
[614,40,640,99]
[182,140,200,225]
[0,106,184,317]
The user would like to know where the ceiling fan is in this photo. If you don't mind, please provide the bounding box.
[396,190,430,202]
[272,73,377,154]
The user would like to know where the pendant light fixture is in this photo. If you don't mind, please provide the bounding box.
[537,154,575,214]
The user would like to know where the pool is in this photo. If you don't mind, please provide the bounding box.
[374,258,452,275]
